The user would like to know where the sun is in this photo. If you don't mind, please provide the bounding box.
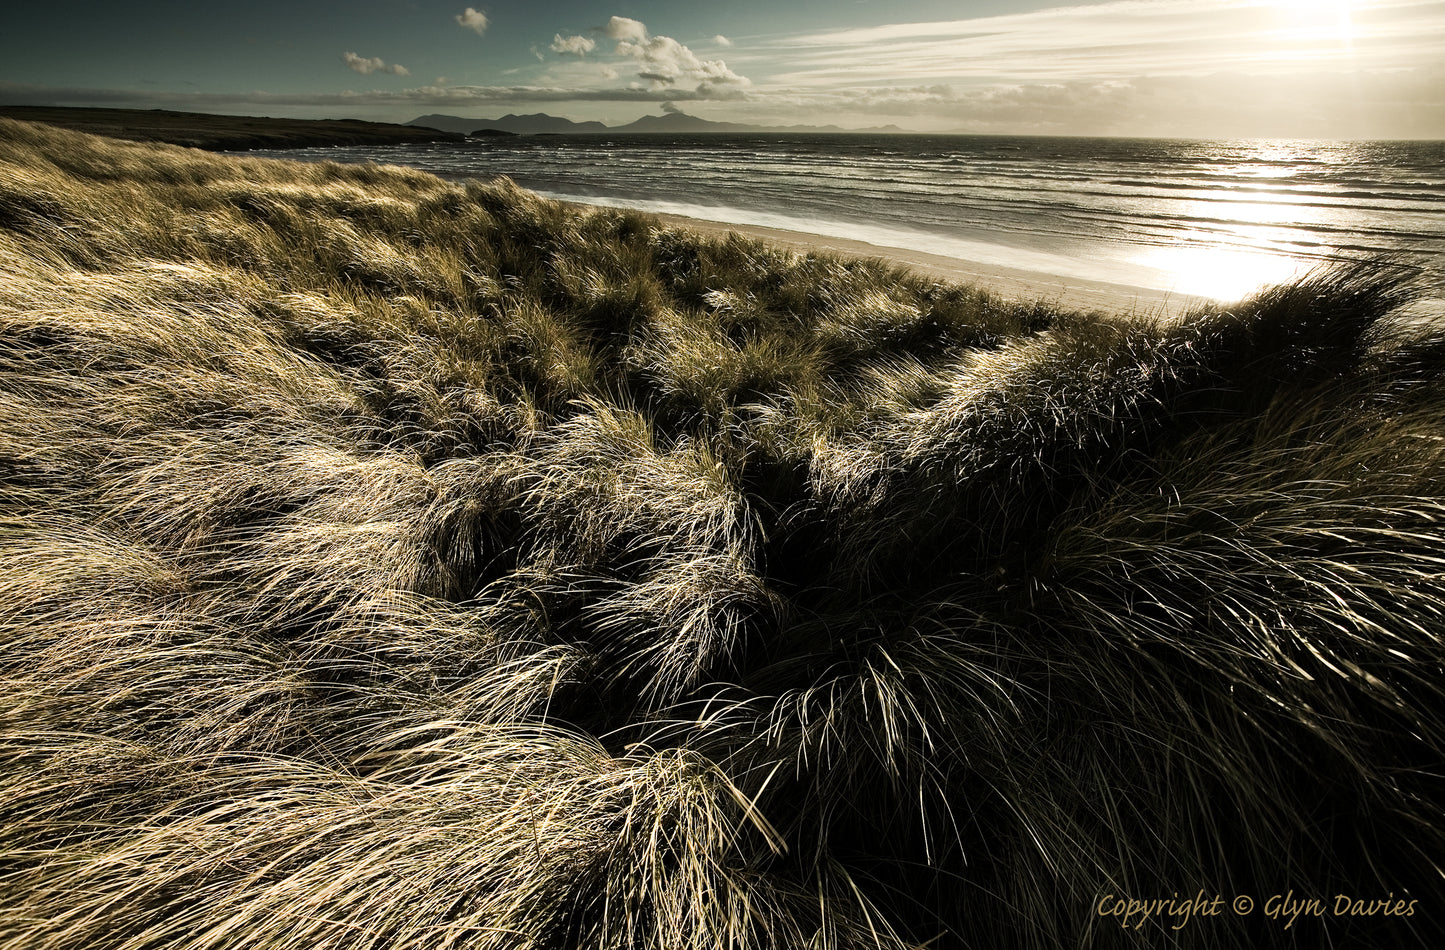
[1266,0,1362,47]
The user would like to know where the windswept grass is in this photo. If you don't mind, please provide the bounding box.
[2,116,1443,948]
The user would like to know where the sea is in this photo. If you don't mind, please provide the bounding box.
[248,134,1445,303]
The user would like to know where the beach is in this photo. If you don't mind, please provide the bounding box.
[645,209,1212,317]
[646,210,1445,325]
[5,108,1202,313]
[13,108,1437,317]
[245,132,1445,318]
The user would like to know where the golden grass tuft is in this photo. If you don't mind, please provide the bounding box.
[2,116,1444,948]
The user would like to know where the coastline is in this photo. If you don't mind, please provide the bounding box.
[0,109,1414,317]
[635,208,1443,322]
[0,106,462,151]
[644,209,1212,317]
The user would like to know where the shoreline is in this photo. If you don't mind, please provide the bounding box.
[1,107,1396,318]
[553,196,1212,317]
[2,108,1435,319]
[644,209,1213,317]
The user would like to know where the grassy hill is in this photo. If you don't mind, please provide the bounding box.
[1,116,1443,949]
[0,106,463,150]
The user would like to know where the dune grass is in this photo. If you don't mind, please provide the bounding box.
[1,116,1443,948]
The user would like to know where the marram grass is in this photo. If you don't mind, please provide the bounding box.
[1,116,1443,948]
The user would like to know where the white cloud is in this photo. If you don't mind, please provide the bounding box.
[455,7,489,36]
[604,16,649,43]
[723,0,1445,135]
[602,18,750,92]
[342,52,409,76]
[769,0,1445,86]
[28,0,1445,138]
[551,34,597,56]
[0,78,750,119]
[751,62,1445,138]
[9,66,1441,138]
[714,35,733,48]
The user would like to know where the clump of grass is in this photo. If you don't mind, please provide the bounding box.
[3,116,1444,949]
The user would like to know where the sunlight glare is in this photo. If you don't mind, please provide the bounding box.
[1132,244,1309,301]
[1267,0,1361,47]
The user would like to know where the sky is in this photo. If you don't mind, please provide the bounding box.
[3,0,1443,138]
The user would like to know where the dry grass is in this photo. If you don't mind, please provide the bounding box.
[2,116,1443,948]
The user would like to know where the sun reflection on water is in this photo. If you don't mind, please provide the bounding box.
[1127,141,1334,300]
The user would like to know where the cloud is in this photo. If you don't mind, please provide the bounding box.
[702,0,1441,135]
[602,18,749,92]
[342,52,409,76]
[619,35,749,90]
[604,16,648,43]
[0,79,754,112]
[660,100,683,114]
[455,7,488,36]
[551,34,596,56]
[759,64,1445,138]
[9,68,1440,138]
[714,35,733,48]
[769,0,1445,86]
[19,0,1443,138]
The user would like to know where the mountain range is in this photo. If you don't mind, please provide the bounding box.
[409,111,905,136]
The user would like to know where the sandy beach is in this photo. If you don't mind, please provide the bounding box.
[645,210,1212,318]
[644,210,1445,324]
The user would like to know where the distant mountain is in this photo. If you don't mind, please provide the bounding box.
[410,113,608,135]
[614,112,907,135]
[409,111,907,136]
[611,112,759,134]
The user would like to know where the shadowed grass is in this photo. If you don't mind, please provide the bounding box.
[3,116,1444,949]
